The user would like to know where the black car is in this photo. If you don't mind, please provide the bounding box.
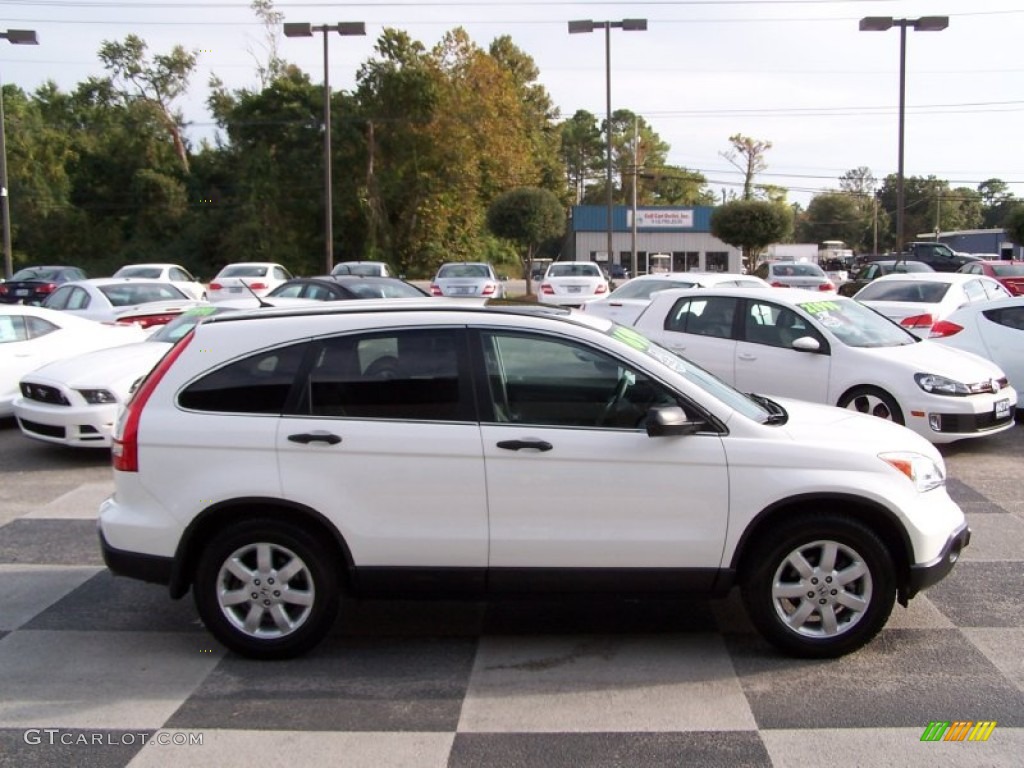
[838,260,933,297]
[0,266,88,305]
[266,275,429,301]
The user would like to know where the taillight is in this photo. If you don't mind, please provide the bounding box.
[118,313,178,329]
[482,283,496,296]
[429,283,442,296]
[540,284,554,294]
[819,282,836,292]
[248,282,268,291]
[929,320,964,338]
[39,282,57,294]
[208,282,222,291]
[595,284,608,294]
[900,313,935,330]
[112,331,194,473]
[0,284,7,295]
[770,281,789,288]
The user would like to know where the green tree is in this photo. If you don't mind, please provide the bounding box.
[720,134,772,200]
[98,34,199,173]
[486,186,565,294]
[1004,204,1024,247]
[797,193,871,252]
[559,110,603,204]
[978,178,1016,229]
[710,200,792,271]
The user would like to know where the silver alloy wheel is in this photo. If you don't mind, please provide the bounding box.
[216,542,315,639]
[845,392,896,420]
[771,539,873,638]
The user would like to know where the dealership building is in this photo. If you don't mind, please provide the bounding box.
[565,205,743,274]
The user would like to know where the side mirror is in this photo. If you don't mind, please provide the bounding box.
[645,406,704,437]
[791,336,821,353]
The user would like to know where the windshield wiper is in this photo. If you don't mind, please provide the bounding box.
[747,393,789,425]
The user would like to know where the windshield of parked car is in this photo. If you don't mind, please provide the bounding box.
[149,306,231,343]
[220,265,269,278]
[333,262,387,277]
[11,267,67,281]
[604,324,772,423]
[99,282,189,306]
[606,278,697,300]
[343,279,428,298]
[772,263,825,277]
[796,298,917,348]
[438,264,490,278]
[549,263,601,278]
[990,263,1024,277]
[855,280,950,303]
[115,267,163,279]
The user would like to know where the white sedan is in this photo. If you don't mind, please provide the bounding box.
[580,272,769,325]
[207,262,294,302]
[931,296,1024,409]
[41,278,203,329]
[853,272,1011,338]
[536,261,609,306]
[113,263,207,301]
[632,286,1016,444]
[0,304,146,417]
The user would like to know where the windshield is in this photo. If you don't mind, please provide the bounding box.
[115,267,163,279]
[149,306,231,343]
[607,278,696,300]
[438,264,490,278]
[855,279,950,303]
[990,263,1024,277]
[11,267,67,281]
[98,282,188,306]
[220,265,269,278]
[334,262,386,277]
[772,263,825,277]
[549,263,601,278]
[344,280,427,298]
[796,298,917,348]
[604,324,772,423]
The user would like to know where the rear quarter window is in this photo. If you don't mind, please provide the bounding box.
[179,342,308,414]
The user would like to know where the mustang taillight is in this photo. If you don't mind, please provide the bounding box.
[900,313,935,329]
[929,320,964,338]
[112,331,194,473]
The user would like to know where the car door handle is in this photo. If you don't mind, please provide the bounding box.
[497,439,553,452]
[288,432,342,445]
[738,353,758,361]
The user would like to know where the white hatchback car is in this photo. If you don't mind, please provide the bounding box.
[853,272,1011,338]
[537,261,609,306]
[580,272,769,325]
[207,262,294,302]
[113,263,207,301]
[100,301,970,661]
[631,287,1015,444]
[930,296,1024,409]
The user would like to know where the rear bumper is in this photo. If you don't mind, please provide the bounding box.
[99,527,174,587]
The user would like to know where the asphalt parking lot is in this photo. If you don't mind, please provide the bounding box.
[0,416,1021,767]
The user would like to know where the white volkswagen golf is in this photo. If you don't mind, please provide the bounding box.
[99,300,970,661]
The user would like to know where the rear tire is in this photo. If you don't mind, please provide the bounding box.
[194,519,339,659]
[741,514,896,658]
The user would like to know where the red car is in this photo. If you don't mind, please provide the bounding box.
[958,260,1024,296]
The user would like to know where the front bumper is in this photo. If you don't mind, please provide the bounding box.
[13,398,116,448]
[905,523,971,600]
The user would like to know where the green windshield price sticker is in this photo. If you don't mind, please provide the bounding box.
[185,306,219,317]
[799,301,840,316]
[611,326,651,351]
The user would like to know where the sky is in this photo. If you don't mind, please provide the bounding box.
[1,0,1021,209]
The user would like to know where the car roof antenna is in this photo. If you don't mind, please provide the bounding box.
[240,279,274,308]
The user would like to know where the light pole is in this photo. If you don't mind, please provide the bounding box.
[859,16,948,254]
[568,19,647,273]
[1,28,38,281]
[284,21,366,274]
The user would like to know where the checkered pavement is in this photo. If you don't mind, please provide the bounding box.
[1,447,1022,767]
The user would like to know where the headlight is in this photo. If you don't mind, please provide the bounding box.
[879,451,945,492]
[77,389,117,405]
[915,373,969,396]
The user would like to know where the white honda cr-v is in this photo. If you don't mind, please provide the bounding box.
[99,299,970,660]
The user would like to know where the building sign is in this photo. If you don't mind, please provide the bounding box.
[632,209,694,229]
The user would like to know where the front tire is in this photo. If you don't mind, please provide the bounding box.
[194,519,339,659]
[838,386,904,425]
[741,514,896,658]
